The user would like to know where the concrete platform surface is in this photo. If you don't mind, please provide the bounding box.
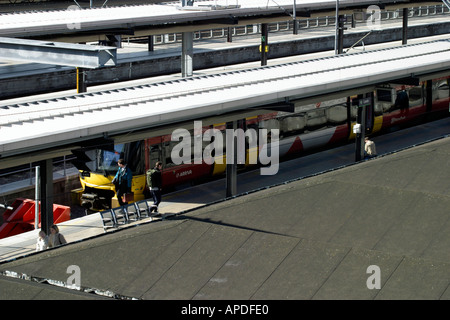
[1,130,449,301]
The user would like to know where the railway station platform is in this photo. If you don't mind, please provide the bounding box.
[0,116,449,301]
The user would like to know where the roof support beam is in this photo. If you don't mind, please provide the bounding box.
[181,32,193,77]
[0,37,117,68]
[39,159,53,236]
[402,7,409,44]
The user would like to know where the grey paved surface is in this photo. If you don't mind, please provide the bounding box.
[0,2,449,307]
[1,123,449,301]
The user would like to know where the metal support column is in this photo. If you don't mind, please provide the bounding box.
[261,23,268,66]
[355,95,371,161]
[35,166,40,230]
[355,103,365,162]
[337,15,345,54]
[426,79,433,114]
[77,67,87,93]
[148,35,154,52]
[181,32,193,77]
[226,121,237,197]
[293,0,298,35]
[39,159,53,235]
[402,8,408,45]
[334,0,339,55]
[227,27,233,43]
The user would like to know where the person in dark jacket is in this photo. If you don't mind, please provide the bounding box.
[112,158,132,206]
[146,161,163,215]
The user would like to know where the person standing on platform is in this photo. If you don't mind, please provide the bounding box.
[146,161,163,215]
[36,230,48,252]
[364,136,377,159]
[112,158,133,206]
[48,224,67,248]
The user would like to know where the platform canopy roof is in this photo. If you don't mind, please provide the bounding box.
[0,0,434,41]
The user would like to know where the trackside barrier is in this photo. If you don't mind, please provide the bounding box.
[124,203,139,222]
[112,206,128,226]
[99,209,116,232]
[99,200,159,232]
[0,198,70,239]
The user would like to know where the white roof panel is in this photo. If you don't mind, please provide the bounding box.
[0,0,408,37]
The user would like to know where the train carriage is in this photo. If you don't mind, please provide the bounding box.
[74,75,450,211]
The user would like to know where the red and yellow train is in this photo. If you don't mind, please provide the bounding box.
[74,76,450,210]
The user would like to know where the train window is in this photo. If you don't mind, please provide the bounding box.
[163,141,178,168]
[393,90,409,111]
[205,129,225,158]
[123,141,144,174]
[306,108,327,129]
[408,87,422,102]
[326,104,347,125]
[94,142,144,175]
[376,89,392,102]
[149,144,162,168]
[436,80,450,100]
[244,123,259,158]
[100,144,123,171]
[279,115,306,137]
[349,98,359,121]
